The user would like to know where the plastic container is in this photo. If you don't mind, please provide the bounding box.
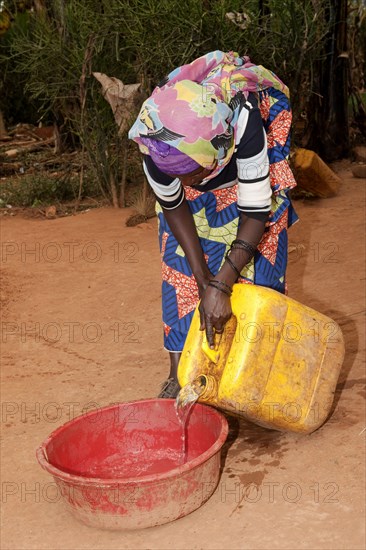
[178,284,345,434]
[36,399,228,530]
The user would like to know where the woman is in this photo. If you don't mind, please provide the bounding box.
[129,51,298,398]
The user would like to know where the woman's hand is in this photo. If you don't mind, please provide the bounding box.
[198,286,232,349]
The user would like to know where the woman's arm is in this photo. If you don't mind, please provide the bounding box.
[163,199,268,348]
[198,212,268,347]
[143,155,213,293]
[162,198,212,295]
[216,212,267,286]
[199,95,272,346]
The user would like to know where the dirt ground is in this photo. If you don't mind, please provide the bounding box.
[0,161,365,550]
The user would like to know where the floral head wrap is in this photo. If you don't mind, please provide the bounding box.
[129,51,289,180]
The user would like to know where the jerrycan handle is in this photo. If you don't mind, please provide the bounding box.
[201,332,223,364]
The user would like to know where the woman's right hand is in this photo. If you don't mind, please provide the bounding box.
[198,285,232,348]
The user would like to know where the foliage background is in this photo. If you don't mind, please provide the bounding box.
[0,0,365,206]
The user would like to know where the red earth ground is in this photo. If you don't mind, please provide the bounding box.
[0,161,365,549]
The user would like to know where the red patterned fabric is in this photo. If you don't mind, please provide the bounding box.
[269,159,297,191]
[160,231,169,257]
[161,262,199,319]
[266,110,292,148]
[259,95,271,122]
[180,183,238,212]
[213,187,238,212]
[257,210,288,266]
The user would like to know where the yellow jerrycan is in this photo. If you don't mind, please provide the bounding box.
[178,284,345,434]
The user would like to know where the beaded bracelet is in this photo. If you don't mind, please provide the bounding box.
[208,281,232,297]
[211,279,233,294]
[231,239,257,257]
[224,251,241,278]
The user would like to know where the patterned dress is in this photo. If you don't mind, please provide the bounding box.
[153,87,298,352]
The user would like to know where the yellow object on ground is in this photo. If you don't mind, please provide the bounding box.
[292,148,342,197]
[178,284,345,434]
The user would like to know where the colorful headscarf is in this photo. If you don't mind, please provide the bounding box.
[129,50,289,180]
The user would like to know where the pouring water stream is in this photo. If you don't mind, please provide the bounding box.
[175,377,206,465]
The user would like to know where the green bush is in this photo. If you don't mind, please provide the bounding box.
[1,1,361,204]
[0,173,98,207]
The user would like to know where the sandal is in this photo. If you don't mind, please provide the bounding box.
[158,377,181,399]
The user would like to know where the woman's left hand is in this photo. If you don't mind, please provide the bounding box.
[199,286,232,349]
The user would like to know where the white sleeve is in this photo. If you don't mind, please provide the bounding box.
[235,98,272,214]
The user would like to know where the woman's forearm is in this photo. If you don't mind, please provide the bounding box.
[162,199,210,282]
[163,203,267,286]
[216,213,268,286]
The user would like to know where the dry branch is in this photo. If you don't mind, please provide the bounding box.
[2,137,55,157]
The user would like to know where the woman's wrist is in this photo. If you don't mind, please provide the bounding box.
[214,262,238,287]
[193,263,212,284]
[215,244,253,287]
[227,246,252,270]
[208,280,232,296]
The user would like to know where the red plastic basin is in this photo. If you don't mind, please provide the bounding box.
[36,398,228,530]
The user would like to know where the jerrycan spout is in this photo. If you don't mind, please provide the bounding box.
[176,375,217,409]
[194,374,217,402]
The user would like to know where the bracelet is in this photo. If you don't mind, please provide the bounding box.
[211,279,233,294]
[208,281,232,297]
[231,239,257,257]
[230,244,254,262]
[224,251,241,278]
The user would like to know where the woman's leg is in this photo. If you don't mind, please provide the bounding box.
[157,352,182,398]
[169,352,181,381]
[156,199,199,397]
